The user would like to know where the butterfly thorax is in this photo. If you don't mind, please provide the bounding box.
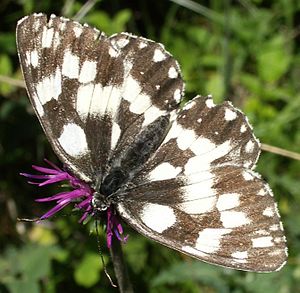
[92,115,171,211]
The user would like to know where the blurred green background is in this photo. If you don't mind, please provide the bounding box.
[0,0,299,292]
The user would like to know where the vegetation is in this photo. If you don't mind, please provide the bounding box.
[0,0,299,292]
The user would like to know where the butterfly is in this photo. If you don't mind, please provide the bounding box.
[16,13,287,272]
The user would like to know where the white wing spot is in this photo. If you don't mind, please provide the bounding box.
[231,251,248,259]
[181,171,215,201]
[58,123,88,157]
[73,26,82,37]
[255,229,268,235]
[142,106,166,127]
[183,101,196,110]
[122,75,152,114]
[79,60,97,83]
[185,140,231,174]
[104,86,122,116]
[141,204,176,233]
[88,84,122,116]
[153,49,166,62]
[197,118,202,123]
[168,66,178,78]
[245,140,255,153]
[279,222,284,231]
[258,188,266,196]
[206,99,215,108]
[25,51,30,66]
[162,118,182,145]
[111,122,121,149]
[173,88,181,102]
[148,162,182,181]
[109,47,118,57]
[76,84,94,119]
[62,50,80,78]
[30,50,39,67]
[130,93,151,114]
[243,161,252,168]
[216,193,240,211]
[263,207,274,217]
[116,38,129,48]
[242,171,254,181]
[195,228,232,253]
[36,68,61,104]
[139,42,147,49]
[252,236,274,248]
[240,124,247,133]
[59,21,66,31]
[190,137,215,156]
[177,128,197,151]
[225,108,237,121]
[274,237,283,243]
[270,224,279,231]
[41,27,54,48]
[179,197,216,214]
[220,211,251,228]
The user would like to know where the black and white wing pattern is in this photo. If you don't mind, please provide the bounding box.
[117,96,287,272]
[17,13,287,273]
[16,13,183,185]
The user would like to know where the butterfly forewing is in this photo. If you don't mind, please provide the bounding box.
[17,13,287,272]
[16,14,183,184]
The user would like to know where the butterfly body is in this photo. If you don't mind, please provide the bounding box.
[17,13,287,272]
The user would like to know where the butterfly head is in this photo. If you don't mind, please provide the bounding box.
[91,191,110,211]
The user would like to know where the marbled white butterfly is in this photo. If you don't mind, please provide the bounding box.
[17,13,287,272]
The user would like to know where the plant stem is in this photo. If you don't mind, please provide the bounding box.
[110,239,134,293]
[261,143,300,161]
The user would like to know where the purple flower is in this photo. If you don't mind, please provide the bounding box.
[20,159,127,247]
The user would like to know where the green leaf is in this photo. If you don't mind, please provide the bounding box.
[113,9,132,32]
[151,261,230,293]
[74,252,104,287]
[0,54,13,95]
[86,11,111,33]
[205,73,224,102]
[6,279,40,293]
[18,245,52,280]
[0,244,61,293]
[0,33,16,54]
[123,236,148,274]
[238,268,292,293]
[256,35,291,83]
[86,9,131,35]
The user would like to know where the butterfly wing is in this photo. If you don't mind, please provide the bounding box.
[117,96,287,272]
[16,13,183,184]
[17,14,287,272]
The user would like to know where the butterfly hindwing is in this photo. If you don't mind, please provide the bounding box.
[117,96,287,272]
